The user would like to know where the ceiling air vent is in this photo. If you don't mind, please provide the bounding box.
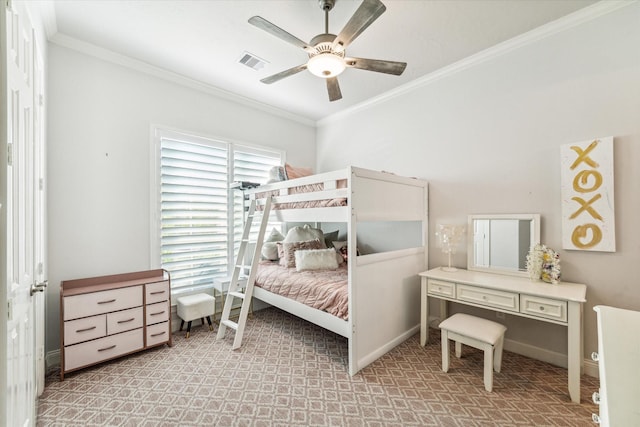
[238,51,267,71]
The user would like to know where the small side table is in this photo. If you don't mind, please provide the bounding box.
[212,276,249,322]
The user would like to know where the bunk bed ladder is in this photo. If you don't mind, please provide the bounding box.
[216,197,272,349]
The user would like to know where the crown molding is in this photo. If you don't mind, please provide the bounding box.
[49,33,316,128]
[317,0,636,127]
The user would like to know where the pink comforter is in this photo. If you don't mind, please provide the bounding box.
[254,262,349,320]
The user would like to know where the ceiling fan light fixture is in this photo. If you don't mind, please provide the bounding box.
[307,53,345,78]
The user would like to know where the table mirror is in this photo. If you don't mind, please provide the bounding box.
[467,214,540,277]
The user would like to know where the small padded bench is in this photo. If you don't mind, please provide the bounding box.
[176,293,215,338]
[439,313,507,392]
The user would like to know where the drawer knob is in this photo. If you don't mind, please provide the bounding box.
[98,299,116,305]
[591,352,600,362]
[592,391,601,404]
[539,306,545,311]
[98,345,116,352]
[76,326,96,333]
[482,296,488,300]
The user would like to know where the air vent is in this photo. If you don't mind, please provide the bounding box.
[238,51,268,71]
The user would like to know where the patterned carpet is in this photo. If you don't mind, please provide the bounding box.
[38,308,598,426]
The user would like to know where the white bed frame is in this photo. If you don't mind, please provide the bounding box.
[247,166,429,375]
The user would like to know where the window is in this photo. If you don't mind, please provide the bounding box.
[151,128,282,293]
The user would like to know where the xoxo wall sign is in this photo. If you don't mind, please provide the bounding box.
[561,137,615,252]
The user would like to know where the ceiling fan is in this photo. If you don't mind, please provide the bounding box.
[249,0,407,102]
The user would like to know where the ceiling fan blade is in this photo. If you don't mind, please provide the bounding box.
[332,0,386,50]
[249,16,315,53]
[260,64,308,84]
[326,77,342,102]
[345,57,407,75]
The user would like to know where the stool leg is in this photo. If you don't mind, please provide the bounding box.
[494,335,505,373]
[186,321,192,339]
[441,330,450,373]
[206,316,213,331]
[455,341,462,358]
[180,320,184,331]
[484,344,493,392]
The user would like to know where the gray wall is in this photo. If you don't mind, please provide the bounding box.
[316,4,640,362]
[46,44,316,352]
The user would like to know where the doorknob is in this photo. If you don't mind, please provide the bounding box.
[30,280,48,296]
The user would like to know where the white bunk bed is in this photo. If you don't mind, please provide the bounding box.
[246,166,429,376]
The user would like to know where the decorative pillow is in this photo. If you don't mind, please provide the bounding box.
[333,241,349,262]
[285,163,313,180]
[281,239,323,268]
[295,249,339,272]
[323,230,339,248]
[284,224,326,248]
[261,228,285,261]
[266,166,288,184]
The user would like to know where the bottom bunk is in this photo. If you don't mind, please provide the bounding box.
[253,261,350,339]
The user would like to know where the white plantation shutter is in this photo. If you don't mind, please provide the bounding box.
[156,130,282,291]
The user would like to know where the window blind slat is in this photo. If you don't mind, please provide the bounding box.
[159,135,281,290]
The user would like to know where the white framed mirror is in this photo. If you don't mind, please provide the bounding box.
[467,214,540,277]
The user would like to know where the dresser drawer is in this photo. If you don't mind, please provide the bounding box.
[64,315,106,345]
[63,286,143,320]
[146,280,170,305]
[146,301,169,325]
[457,284,519,312]
[427,279,455,298]
[64,328,143,371]
[520,295,567,322]
[107,307,144,335]
[146,321,170,347]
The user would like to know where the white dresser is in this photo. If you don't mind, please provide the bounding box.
[419,267,587,403]
[592,305,640,426]
[60,269,172,379]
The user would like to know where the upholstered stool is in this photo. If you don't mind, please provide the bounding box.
[439,313,507,392]
[176,293,215,338]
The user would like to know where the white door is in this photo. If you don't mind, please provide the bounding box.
[2,0,45,424]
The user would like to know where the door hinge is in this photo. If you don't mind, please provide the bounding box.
[37,262,43,275]
[39,94,44,107]
[7,143,13,166]
[39,177,44,190]
[6,0,12,12]
[7,300,12,321]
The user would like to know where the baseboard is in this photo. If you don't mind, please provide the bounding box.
[356,324,421,372]
[46,349,60,371]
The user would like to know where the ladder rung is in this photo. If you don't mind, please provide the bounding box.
[221,320,238,330]
[235,265,252,270]
[229,291,245,299]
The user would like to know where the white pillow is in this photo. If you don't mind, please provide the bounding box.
[284,224,326,248]
[261,228,285,261]
[295,248,339,272]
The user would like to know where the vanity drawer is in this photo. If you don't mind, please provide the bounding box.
[107,306,144,335]
[146,280,170,305]
[146,321,170,347]
[427,279,455,298]
[64,315,106,345]
[63,286,143,320]
[457,284,519,312]
[520,295,567,322]
[146,301,169,325]
[64,328,143,371]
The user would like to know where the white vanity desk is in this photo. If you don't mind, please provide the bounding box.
[419,267,587,403]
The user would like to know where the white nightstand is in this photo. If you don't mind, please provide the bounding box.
[212,276,249,321]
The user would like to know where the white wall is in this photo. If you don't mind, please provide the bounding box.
[317,4,640,361]
[46,44,316,352]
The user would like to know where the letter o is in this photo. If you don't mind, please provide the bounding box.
[573,170,603,193]
[571,224,603,249]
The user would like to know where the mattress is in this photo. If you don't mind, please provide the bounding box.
[254,181,348,210]
[254,261,349,320]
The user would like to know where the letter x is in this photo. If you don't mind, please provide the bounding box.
[570,194,603,221]
[570,140,599,170]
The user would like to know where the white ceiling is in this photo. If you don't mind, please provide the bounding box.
[48,0,598,122]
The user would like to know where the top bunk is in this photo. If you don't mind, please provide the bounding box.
[245,166,428,223]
